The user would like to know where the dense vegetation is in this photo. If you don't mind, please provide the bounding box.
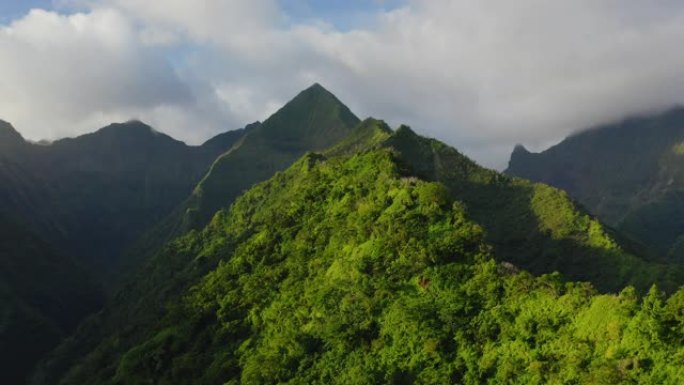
[130,83,361,262]
[506,107,684,263]
[384,125,681,293]
[2,83,358,382]
[33,119,684,385]
[0,216,103,385]
[3,85,684,384]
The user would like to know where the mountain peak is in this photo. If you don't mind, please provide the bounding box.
[395,124,417,136]
[83,120,182,145]
[512,144,530,154]
[302,82,328,95]
[506,144,535,174]
[258,83,361,150]
[0,120,25,143]
[0,120,27,156]
[99,120,155,135]
[288,82,344,108]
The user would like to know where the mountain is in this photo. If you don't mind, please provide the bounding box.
[32,118,684,385]
[506,107,684,262]
[175,83,360,232]
[0,120,249,284]
[0,120,28,156]
[0,216,103,385]
[200,121,260,153]
[127,83,361,261]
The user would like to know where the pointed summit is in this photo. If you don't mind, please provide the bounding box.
[0,120,25,143]
[512,144,530,155]
[260,83,360,150]
[143,84,362,242]
[296,82,336,100]
[304,82,326,93]
[0,120,28,156]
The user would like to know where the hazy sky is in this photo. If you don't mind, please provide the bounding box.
[2,0,684,169]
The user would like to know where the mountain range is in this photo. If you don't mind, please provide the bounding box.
[1,85,684,384]
[0,119,250,281]
[507,107,684,263]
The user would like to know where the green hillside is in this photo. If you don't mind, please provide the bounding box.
[384,126,681,293]
[506,107,684,262]
[127,83,361,262]
[33,119,684,385]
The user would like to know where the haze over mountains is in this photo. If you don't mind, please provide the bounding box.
[507,107,684,263]
[2,84,684,384]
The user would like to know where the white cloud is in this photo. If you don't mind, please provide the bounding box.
[0,8,196,140]
[3,0,684,167]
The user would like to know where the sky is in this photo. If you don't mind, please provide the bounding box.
[2,1,684,169]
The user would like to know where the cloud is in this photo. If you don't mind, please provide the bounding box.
[284,0,684,167]
[0,9,185,139]
[3,0,684,168]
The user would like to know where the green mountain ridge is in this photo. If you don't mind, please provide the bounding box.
[125,83,361,266]
[506,106,684,262]
[184,82,361,232]
[1,84,364,383]
[32,115,684,385]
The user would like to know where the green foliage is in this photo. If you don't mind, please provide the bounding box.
[506,107,684,264]
[42,143,684,385]
[382,125,683,292]
[129,84,362,271]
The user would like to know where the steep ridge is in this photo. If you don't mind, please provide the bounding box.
[0,120,249,283]
[32,119,684,385]
[383,126,679,292]
[0,120,28,156]
[506,107,684,262]
[0,216,104,385]
[179,83,360,232]
[200,121,260,154]
[127,83,361,261]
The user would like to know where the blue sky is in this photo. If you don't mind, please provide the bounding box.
[280,0,406,29]
[0,0,407,28]
[0,0,52,23]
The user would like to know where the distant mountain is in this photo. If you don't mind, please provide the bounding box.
[200,121,260,153]
[0,120,28,156]
[33,117,684,385]
[506,107,684,262]
[0,119,249,284]
[0,216,103,385]
[127,83,361,261]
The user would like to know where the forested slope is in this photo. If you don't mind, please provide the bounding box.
[33,119,684,385]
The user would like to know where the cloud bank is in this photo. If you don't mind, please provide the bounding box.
[2,0,684,168]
